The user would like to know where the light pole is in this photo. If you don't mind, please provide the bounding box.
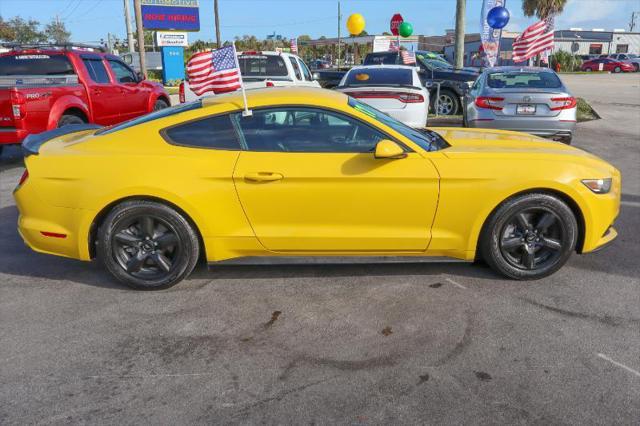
[133,0,146,77]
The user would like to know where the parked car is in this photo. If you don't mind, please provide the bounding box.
[15,87,620,289]
[0,43,170,154]
[607,53,640,71]
[581,58,635,73]
[336,65,429,128]
[180,51,319,102]
[463,67,576,144]
[309,59,331,70]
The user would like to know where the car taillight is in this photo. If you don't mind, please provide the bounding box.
[10,88,25,119]
[474,96,504,110]
[550,97,577,110]
[178,82,185,103]
[348,91,424,103]
[17,169,28,187]
[265,81,275,87]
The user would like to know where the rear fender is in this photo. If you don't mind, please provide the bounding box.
[47,95,91,130]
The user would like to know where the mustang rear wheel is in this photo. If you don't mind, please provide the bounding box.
[480,193,578,280]
[98,200,199,290]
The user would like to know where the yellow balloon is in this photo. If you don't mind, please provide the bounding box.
[346,13,366,35]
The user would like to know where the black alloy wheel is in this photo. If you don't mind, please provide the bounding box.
[98,201,199,290]
[480,193,578,280]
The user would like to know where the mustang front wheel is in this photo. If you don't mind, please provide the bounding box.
[480,193,578,280]
[98,200,200,290]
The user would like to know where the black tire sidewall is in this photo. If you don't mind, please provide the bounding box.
[97,201,199,290]
[58,114,85,127]
[153,99,169,111]
[480,193,578,280]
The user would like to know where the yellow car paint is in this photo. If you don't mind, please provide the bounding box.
[14,87,620,265]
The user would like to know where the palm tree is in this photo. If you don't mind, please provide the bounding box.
[522,0,567,19]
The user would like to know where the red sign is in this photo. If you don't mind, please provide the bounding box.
[390,14,404,36]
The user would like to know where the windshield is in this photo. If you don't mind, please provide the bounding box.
[342,68,414,87]
[417,55,452,71]
[487,72,562,89]
[347,97,448,152]
[96,101,202,135]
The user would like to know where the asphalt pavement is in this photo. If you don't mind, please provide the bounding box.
[0,73,638,425]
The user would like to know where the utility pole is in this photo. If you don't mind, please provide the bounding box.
[454,0,466,69]
[214,0,221,48]
[133,0,147,77]
[124,0,135,53]
[630,11,639,32]
[337,1,341,68]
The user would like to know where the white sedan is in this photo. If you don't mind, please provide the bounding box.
[336,65,429,128]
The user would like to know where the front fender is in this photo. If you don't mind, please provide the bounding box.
[47,95,91,130]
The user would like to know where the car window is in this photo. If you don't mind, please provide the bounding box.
[298,58,313,81]
[0,54,75,76]
[238,55,288,77]
[82,58,110,83]
[107,59,137,83]
[162,114,240,150]
[487,72,562,89]
[235,107,389,153]
[97,100,202,135]
[342,68,414,87]
[364,53,397,65]
[288,57,302,80]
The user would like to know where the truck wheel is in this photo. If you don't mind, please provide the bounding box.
[432,90,459,116]
[98,200,200,290]
[57,114,86,127]
[479,193,578,280]
[153,99,169,111]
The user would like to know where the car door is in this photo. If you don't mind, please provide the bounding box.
[79,55,122,125]
[106,59,148,120]
[232,106,440,252]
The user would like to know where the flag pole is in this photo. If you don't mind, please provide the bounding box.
[232,42,252,117]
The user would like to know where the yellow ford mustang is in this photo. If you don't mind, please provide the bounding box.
[14,87,620,289]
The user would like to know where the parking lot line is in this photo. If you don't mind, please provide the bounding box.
[596,353,640,378]
[445,277,468,289]
[621,200,640,208]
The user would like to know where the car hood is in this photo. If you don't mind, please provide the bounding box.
[431,127,615,170]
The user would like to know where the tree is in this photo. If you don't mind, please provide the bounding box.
[0,16,46,43]
[522,0,567,19]
[45,19,71,44]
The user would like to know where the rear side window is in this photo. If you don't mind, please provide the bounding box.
[343,68,414,87]
[288,57,302,80]
[0,54,75,75]
[298,59,313,81]
[487,72,562,89]
[82,58,110,83]
[238,55,288,77]
[162,114,240,150]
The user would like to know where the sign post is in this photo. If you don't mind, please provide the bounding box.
[390,13,403,58]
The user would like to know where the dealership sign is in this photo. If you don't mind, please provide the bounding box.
[156,31,189,46]
[141,0,200,32]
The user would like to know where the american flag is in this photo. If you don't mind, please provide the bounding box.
[290,38,298,54]
[512,16,555,63]
[186,45,241,96]
[401,50,416,65]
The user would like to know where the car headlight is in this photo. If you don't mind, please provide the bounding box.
[582,178,612,194]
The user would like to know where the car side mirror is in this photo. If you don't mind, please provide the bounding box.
[374,139,406,159]
[136,71,145,82]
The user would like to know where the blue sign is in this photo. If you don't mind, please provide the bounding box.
[142,5,200,31]
[161,46,185,84]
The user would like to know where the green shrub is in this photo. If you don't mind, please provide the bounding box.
[550,51,583,72]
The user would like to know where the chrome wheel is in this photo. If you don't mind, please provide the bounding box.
[112,215,180,280]
[499,208,565,271]
[437,94,455,115]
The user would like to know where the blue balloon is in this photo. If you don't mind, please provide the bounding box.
[487,6,510,29]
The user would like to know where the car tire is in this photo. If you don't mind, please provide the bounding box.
[57,114,86,127]
[98,200,200,290]
[479,193,578,280]
[153,99,169,111]
[614,66,621,73]
[560,135,572,145]
[584,67,592,72]
[432,89,459,116]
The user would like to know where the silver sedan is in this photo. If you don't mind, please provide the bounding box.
[463,67,577,144]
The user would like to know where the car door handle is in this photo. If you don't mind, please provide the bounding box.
[92,89,102,95]
[244,172,284,182]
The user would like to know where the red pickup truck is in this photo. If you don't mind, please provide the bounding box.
[0,45,170,154]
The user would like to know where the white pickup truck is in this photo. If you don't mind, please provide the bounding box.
[179,50,320,103]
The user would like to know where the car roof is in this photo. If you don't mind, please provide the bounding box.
[201,87,348,111]
[484,66,557,74]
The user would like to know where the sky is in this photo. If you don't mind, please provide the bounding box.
[1,0,637,45]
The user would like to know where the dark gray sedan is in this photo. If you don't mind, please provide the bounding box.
[463,67,576,144]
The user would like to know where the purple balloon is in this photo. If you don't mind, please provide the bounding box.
[487,6,510,29]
